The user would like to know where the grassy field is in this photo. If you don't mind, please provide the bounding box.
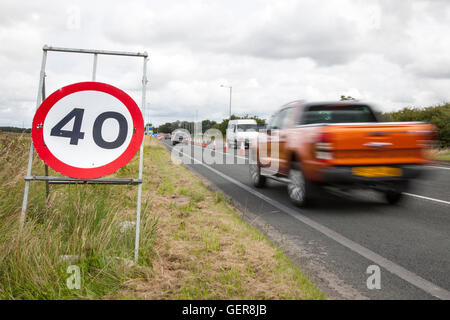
[0,132,324,300]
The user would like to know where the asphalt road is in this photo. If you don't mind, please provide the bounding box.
[162,140,450,300]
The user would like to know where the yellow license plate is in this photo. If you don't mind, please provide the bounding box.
[352,166,402,177]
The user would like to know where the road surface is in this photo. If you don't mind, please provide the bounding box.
[162,140,450,300]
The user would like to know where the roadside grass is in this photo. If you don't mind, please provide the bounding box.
[0,132,324,300]
[0,132,156,299]
[427,148,450,162]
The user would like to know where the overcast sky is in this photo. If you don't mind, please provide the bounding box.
[1,0,449,127]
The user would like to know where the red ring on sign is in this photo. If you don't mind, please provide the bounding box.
[32,82,144,179]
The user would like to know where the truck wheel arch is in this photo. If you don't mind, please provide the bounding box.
[289,152,301,170]
[288,151,313,181]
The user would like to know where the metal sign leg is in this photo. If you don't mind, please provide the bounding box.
[92,53,98,81]
[42,72,50,199]
[20,49,47,231]
[134,55,148,264]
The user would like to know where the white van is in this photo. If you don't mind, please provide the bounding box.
[226,119,258,149]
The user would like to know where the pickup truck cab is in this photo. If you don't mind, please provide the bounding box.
[250,101,436,206]
[227,119,258,149]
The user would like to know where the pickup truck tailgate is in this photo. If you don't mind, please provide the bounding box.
[323,122,434,165]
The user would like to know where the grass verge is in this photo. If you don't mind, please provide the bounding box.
[427,148,450,162]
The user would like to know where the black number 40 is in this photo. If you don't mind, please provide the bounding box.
[50,108,128,149]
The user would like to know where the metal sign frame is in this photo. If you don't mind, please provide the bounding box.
[20,45,148,263]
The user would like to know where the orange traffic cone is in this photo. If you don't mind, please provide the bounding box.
[240,140,245,155]
[224,139,228,152]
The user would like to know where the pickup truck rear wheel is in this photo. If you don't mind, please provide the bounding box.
[249,163,266,188]
[383,181,408,204]
[287,164,314,207]
[249,148,266,188]
[384,190,403,204]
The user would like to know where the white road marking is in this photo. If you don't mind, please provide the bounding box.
[165,141,450,300]
[425,165,450,170]
[404,193,450,206]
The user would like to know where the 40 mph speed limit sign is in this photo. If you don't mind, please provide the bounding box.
[32,82,144,179]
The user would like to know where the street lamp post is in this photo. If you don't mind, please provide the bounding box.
[220,85,232,118]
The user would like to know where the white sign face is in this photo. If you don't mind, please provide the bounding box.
[32,82,144,179]
[43,90,133,168]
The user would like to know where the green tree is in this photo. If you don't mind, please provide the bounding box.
[157,115,266,137]
[0,126,31,133]
[382,103,450,147]
[201,120,217,133]
[157,119,218,135]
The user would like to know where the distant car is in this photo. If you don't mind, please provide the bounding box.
[164,133,171,140]
[171,131,188,145]
[226,119,258,149]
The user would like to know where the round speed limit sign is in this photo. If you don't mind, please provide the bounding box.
[32,82,144,179]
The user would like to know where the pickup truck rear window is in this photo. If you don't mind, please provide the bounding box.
[301,105,377,124]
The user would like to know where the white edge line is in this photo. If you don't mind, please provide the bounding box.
[404,193,450,205]
[165,141,450,300]
[425,165,450,170]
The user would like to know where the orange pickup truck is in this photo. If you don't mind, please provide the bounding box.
[250,101,436,206]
